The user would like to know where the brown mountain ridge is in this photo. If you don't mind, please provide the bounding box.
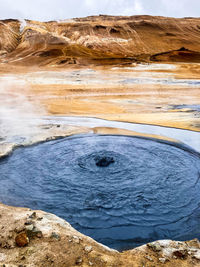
[0,15,200,66]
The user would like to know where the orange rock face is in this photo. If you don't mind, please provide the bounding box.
[0,15,200,66]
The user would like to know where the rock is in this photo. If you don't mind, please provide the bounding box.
[36,217,43,221]
[29,212,36,219]
[15,233,29,247]
[159,257,167,263]
[85,245,93,253]
[24,220,33,226]
[147,242,162,252]
[50,232,60,241]
[145,255,153,261]
[35,231,43,238]
[75,257,82,265]
[73,236,80,244]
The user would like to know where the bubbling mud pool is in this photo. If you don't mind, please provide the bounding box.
[0,135,200,250]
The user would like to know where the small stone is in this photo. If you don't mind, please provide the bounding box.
[89,262,93,266]
[75,257,82,265]
[51,232,61,241]
[147,242,162,252]
[24,221,33,226]
[145,255,153,261]
[85,245,92,253]
[29,212,36,219]
[37,217,43,221]
[15,233,29,247]
[73,236,80,244]
[159,258,167,263]
[36,231,43,238]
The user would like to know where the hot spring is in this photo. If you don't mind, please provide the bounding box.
[0,134,200,251]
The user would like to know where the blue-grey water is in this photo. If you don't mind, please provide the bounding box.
[0,135,200,251]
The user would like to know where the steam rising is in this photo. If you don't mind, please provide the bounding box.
[0,79,43,143]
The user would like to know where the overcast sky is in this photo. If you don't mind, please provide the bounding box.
[0,0,199,21]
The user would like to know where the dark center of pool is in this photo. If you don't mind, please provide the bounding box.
[0,134,200,251]
[95,156,115,167]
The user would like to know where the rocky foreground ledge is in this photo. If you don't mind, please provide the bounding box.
[0,203,199,266]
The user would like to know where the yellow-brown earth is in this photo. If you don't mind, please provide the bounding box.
[1,15,200,66]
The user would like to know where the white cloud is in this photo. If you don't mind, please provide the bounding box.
[117,0,144,16]
[0,0,199,21]
[134,0,144,14]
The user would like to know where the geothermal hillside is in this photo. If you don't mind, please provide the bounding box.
[0,15,200,66]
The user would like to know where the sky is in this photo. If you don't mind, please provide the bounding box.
[0,0,199,21]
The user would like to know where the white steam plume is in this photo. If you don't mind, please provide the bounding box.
[0,79,44,143]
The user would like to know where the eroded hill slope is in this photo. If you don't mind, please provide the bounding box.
[0,15,200,66]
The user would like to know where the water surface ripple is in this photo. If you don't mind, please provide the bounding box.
[0,135,200,250]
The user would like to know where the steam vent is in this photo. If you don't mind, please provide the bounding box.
[0,13,200,267]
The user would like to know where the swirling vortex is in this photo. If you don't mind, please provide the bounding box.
[0,134,200,250]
